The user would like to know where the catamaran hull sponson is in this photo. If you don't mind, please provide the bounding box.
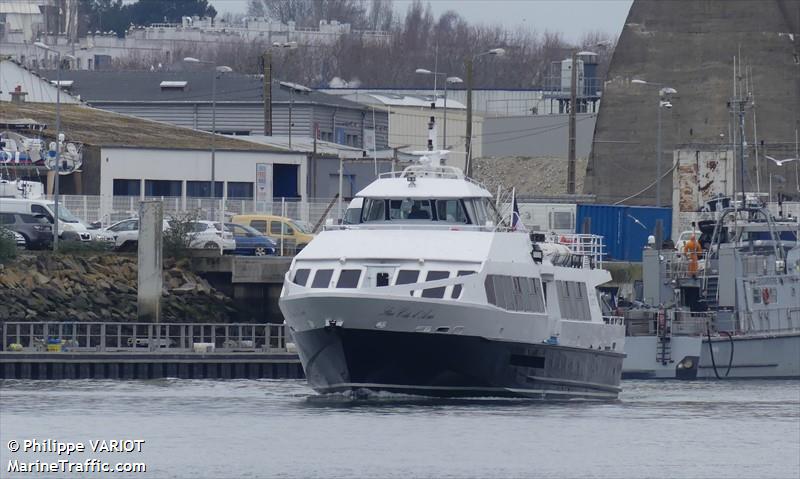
[291,326,623,399]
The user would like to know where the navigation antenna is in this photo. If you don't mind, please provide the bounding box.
[728,55,752,213]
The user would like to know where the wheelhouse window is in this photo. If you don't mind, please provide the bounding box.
[363,198,386,222]
[388,199,433,220]
[311,269,334,288]
[435,200,469,224]
[293,269,310,286]
[422,271,449,298]
[360,198,485,224]
[336,269,361,288]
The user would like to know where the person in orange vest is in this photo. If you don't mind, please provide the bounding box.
[683,233,702,277]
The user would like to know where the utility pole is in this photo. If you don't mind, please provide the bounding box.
[464,57,473,176]
[567,50,578,195]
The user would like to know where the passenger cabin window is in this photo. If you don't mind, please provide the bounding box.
[395,270,420,285]
[311,269,334,288]
[556,280,591,320]
[293,269,310,286]
[337,269,361,288]
[451,271,476,299]
[484,275,545,313]
[422,271,449,298]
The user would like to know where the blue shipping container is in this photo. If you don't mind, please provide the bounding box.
[575,205,672,262]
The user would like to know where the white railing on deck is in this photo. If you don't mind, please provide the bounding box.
[555,233,606,269]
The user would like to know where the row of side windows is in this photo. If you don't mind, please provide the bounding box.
[556,280,591,321]
[291,268,476,299]
[484,275,546,313]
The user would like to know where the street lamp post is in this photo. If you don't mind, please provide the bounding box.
[34,41,71,251]
[272,42,299,149]
[415,68,463,149]
[465,48,505,177]
[632,79,677,207]
[184,57,232,221]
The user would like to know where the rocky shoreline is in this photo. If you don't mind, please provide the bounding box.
[0,253,241,322]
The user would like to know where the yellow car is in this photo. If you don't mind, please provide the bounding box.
[230,214,314,254]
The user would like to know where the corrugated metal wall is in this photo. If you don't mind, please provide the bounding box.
[576,204,672,261]
[91,101,389,148]
[272,104,314,137]
[97,102,266,134]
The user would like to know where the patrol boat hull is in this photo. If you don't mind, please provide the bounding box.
[698,332,800,379]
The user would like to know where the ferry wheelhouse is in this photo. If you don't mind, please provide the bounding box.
[279,154,626,399]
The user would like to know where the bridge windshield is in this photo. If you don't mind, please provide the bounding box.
[361,198,491,225]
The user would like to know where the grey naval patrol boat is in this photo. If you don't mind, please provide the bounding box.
[624,206,799,379]
[279,151,626,399]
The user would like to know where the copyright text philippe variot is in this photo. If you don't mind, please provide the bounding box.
[5,438,147,474]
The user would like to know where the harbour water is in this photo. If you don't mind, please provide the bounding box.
[1,379,798,478]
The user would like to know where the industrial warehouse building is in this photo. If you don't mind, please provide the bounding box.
[0,101,319,204]
[38,69,390,150]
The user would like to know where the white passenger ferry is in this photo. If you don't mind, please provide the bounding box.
[279,152,625,399]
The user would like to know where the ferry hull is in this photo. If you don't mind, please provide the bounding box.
[698,332,800,379]
[291,326,624,399]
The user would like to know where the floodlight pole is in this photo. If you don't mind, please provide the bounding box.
[211,66,217,220]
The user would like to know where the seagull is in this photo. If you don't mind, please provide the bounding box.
[765,155,800,166]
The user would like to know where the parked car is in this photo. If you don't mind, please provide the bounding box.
[0,198,92,241]
[230,214,314,254]
[100,217,145,251]
[187,221,236,252]
[224,222,277,256]
[1,227,26,247]
[0,212,53,249]
[12,230,25,247]
[99,218,235,253]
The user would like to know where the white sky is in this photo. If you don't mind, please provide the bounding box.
[209,0,634,41]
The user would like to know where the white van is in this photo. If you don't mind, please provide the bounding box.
[0,198,92,241]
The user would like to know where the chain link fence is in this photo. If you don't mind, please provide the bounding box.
[53,195,345,230]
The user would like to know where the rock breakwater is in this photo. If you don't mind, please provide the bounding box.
[0,254,240,322]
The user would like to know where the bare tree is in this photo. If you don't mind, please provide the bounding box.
[115,1,612,91]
